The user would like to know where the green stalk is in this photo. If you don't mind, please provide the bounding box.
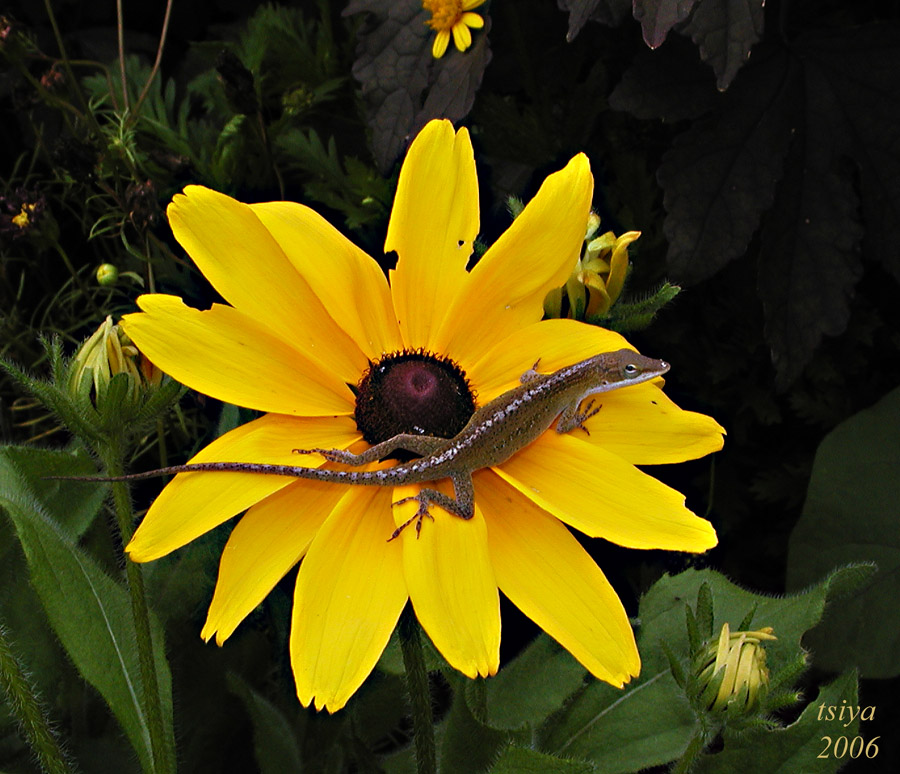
[0,620,76,774]
[101,447,172,774]
[398,608,436,774]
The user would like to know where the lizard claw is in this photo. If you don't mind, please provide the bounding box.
[573,401,603,435]
[388,495,434,541]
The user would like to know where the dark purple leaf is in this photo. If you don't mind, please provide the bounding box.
[557,0,632,41]
[633,0,698,49]
[660,46,800,283]
[609,35,717,122]
[796,25,900,285]
[344,0,432,173]
[345,0,491,174]
[758,104,863,387]
[415,18,492,138]
[682,0,765,90]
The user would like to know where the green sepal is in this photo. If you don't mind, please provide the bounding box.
[737,603,758,631]
[595,281,681,332]
[695,582,714,639]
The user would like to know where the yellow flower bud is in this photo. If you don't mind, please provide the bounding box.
[70,316,160,406]
[543,211,641,323]
[694,623,776,717]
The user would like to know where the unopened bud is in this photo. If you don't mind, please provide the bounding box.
[693,623,776,717]
[96,263,119,286]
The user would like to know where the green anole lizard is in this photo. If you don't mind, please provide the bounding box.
[58,349,669,539]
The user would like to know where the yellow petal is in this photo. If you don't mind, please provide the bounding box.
[386,120,478,349]
[167,185,367,382]
[579,381,725,464]
[122,295,354,416]
[452,20,472,51]
[126,414,360,562]
[201,479,345,644]
[479,470,640,686]
[436,154,594,366]
[249,202,403,358]
[432,30,450,58]
[468,318,633,403]
[462,0,486,10]
[394,481,500,678]
[461,11,484,29]
[292,487,407,712]
[606,231,640,303]
[494,432,718,552]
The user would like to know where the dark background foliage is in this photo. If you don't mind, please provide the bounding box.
[2,0,899,771]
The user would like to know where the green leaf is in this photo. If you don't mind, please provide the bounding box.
[227,673,302,774]
[485,634,587,730]
[0,446,105,538]
[540,671,694,774]
[440,674,512,774]
[693,671,859,774]
[539,567,863,771]
[0,457,175,773]
[489,744,596,773]
[787,385,900,678]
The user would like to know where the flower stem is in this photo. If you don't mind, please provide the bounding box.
[0,620,75,774]
[399,608,436,774]
[671,725,710,774]
[101,447,172,774]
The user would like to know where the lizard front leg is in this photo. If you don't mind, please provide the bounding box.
[556,399,603,435]
[389,472,475,540]
[293,433,446,466]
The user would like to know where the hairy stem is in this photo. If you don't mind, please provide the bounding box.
[101,447,173,774]
[0,620,76,774]
[399,608,436,774]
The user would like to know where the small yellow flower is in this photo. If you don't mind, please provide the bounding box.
[423,0,486,58]
[122,120,724,712]
[11,203,34,228]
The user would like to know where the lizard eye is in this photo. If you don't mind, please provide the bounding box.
[624,363,640,376]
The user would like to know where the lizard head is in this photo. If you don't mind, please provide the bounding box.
[604,349,670,386]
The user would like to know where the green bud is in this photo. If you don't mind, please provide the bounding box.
[96,263,119,286]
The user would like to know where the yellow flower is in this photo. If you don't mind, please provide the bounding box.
[122,120,724,712]
[423,0,486,58]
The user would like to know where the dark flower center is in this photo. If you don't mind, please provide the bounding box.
[354,350,476,457]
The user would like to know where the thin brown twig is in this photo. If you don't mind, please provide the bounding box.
[130,0,175,121]
[116,0,129,109]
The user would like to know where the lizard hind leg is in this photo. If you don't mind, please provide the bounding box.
[388,475,475,541]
